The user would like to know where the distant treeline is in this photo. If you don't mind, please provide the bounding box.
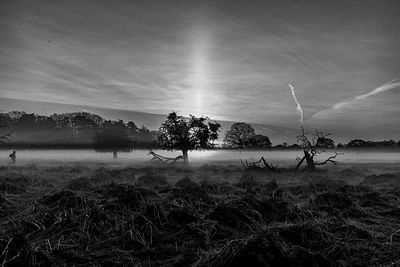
[0,111,399,149]
[0,111,157,148]
[222,122,400,150]
[337,139,400,149]
[264,140,400,150]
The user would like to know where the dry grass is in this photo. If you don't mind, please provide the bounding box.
[0,163,399,266]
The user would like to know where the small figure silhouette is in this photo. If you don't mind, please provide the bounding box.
[9,150,16,164]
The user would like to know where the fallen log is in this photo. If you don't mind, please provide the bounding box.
[148,151,184,163]
[240,156,278,171]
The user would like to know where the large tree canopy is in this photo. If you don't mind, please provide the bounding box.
[223,122,255,148]
[157,112,221,165]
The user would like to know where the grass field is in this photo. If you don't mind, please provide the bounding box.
[1,162,400,266]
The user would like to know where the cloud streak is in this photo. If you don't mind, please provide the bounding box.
[288,84,304,124]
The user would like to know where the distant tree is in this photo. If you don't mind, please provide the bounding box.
[127,121,139,137]
[295,128,340,171]
[223,122,255,148]
[93,121,133,148]
[51,113,72,132]
[135,126,157,147]
[347,139,367,148]
[150,130,160,145]
[35,116,57,131]
[157,112,221,165]
[0,118,12,145]
[248,134,272,148]
[287,144,301,149]
[14,113,36,131]
[72,115,98,137]
[381,140,396,148]
[346,139,398,149]
[316,136,335,149]
[336,143,345,149]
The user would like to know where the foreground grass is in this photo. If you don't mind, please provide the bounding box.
[0,163,400,266]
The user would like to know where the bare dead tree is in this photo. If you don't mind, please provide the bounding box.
[295,127,341,171]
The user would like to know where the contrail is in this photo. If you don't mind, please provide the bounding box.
[309,78,400,120]
[332,78,400,110]
[288,83,304,124]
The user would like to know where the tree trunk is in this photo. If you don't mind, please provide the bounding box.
[182,150,189,166]
[295,155,306,170]
[304,150,316,171]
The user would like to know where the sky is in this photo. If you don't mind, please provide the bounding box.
[1,0,399,139]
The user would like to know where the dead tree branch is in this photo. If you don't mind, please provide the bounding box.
[241,156,278,171]
[315,152,343,166]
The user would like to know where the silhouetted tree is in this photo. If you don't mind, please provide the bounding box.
[287,143,301,149]
[135,126,157,147]
[316,136,335,149]
[72,115,99,136]
[347,139,367,148]
[248,134,272,148]
[0,111,162,147]
[14,113,36,131]
[347,139,398,149]
[127,121,139,137]
[336,143,345,149]
[224,122,255,148]
[157,112,221,165]
[51,113,74,135]
[295,128,340,171]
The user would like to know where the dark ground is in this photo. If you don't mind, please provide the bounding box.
[0,162,400,266]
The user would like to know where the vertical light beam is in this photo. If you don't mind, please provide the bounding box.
[188,29,211,116]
